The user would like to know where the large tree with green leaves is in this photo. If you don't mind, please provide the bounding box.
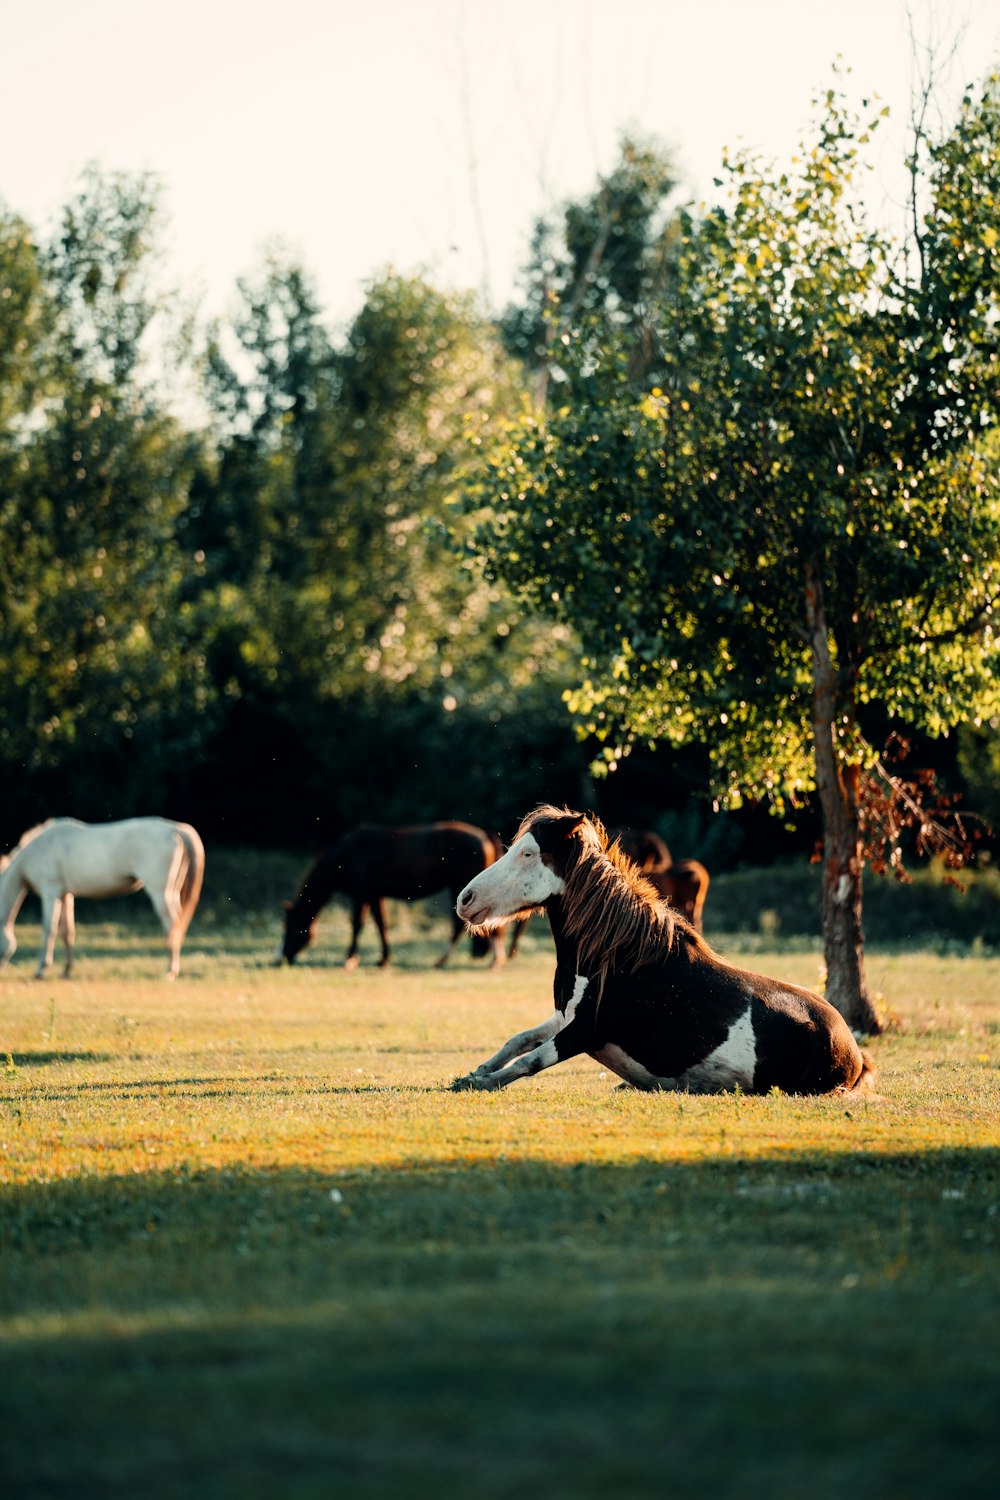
[465,75,1000,1030]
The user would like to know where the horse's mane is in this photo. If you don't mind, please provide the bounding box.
[518,805,706,981]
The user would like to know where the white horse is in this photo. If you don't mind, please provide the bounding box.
[0,817,205,979]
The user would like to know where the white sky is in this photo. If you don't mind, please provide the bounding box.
[3,0,999,329]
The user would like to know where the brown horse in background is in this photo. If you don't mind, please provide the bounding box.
[277,821,505,969]
[645,859,710,931]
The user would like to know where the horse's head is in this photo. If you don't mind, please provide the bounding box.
[456,807,593,931]
[277,898,317,964]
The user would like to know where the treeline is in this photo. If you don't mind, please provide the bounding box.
[1,129,996,864]
[0,170,596,850]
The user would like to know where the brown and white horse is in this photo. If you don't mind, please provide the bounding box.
[453,806,873,1095]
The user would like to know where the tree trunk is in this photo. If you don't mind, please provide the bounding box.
[804,562,882,1035]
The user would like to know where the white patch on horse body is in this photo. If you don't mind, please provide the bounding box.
[683,1005,756,1092]
[594,1005,757,1094]
[565,972,588,1022]
[456,832,565,929]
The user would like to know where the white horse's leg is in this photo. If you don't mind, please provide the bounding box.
[0,885,27,972]
[60,894,76,978]
[36,893,63,978]
[145,882,183,979]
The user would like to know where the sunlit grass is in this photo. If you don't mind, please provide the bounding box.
[0,910,997,1498]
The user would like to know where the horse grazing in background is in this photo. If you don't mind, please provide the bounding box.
[278,821,505,969]
[645,859,710,932]
[452,806,873,1096]
[0,817,205,979]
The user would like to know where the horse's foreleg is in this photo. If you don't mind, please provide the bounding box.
[344,900,368,971]
[0,886,27,972]
[36,894,63,978]
[59,894,76,978]
[371,898,391,967]
[435,908,465,969]
[457,1014,560,1085]
[452,1013,588,1092]
[506,918,527,960]
[452,977,592,1092]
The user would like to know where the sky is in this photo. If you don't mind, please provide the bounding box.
[3,0,999,329]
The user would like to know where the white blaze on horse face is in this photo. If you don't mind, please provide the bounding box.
[456,832,564,929]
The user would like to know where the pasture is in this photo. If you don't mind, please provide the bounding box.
[1,887,997,1499]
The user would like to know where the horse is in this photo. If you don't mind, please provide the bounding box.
[645,859,710,931]
[0,817,205,979]
[452,806,874,1096]
[277,821,506,969]
[612,826,671,872]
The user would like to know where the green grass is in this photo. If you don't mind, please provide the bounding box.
[0,901,997,1499]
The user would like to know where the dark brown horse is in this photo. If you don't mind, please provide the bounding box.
[277,821,504,969]
[453,806,873,1095]
[612,827,671,872]
[645,859,710,931]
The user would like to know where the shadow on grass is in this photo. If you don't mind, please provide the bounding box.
[0,1150,997,1499]
[6,1051,115,1067]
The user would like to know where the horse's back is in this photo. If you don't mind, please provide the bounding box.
[341,821,494,897]
[19,817,197,896]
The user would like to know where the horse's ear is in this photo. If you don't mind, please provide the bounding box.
[282,899,292,911]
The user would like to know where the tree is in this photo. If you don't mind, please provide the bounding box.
[0,171,213,819]
[500,134,680,403]
[185,263,583,839]
[463,75,1000,1030]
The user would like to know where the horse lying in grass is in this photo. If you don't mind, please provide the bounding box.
[278,821,506,969]
[0,817,205,979]
[452,806,874,1096]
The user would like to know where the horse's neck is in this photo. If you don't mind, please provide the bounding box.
[298,853,340,917]
[0,856,27,921]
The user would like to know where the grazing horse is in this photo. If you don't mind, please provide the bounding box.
[645,859,710,932]
[278,821,505,969]
[452,806,873,1095]
[0,817,205,979]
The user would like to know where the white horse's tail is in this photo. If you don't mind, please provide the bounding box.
[175,824,206,939]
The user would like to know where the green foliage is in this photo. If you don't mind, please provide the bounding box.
[0,172,215,804]
[471,80,1000,813]
[500,133,681,373]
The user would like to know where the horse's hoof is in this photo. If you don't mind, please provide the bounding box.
[450,1074,478,1092]
[343,955,360,972]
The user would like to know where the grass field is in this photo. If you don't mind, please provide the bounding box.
[1,898,997,1499]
